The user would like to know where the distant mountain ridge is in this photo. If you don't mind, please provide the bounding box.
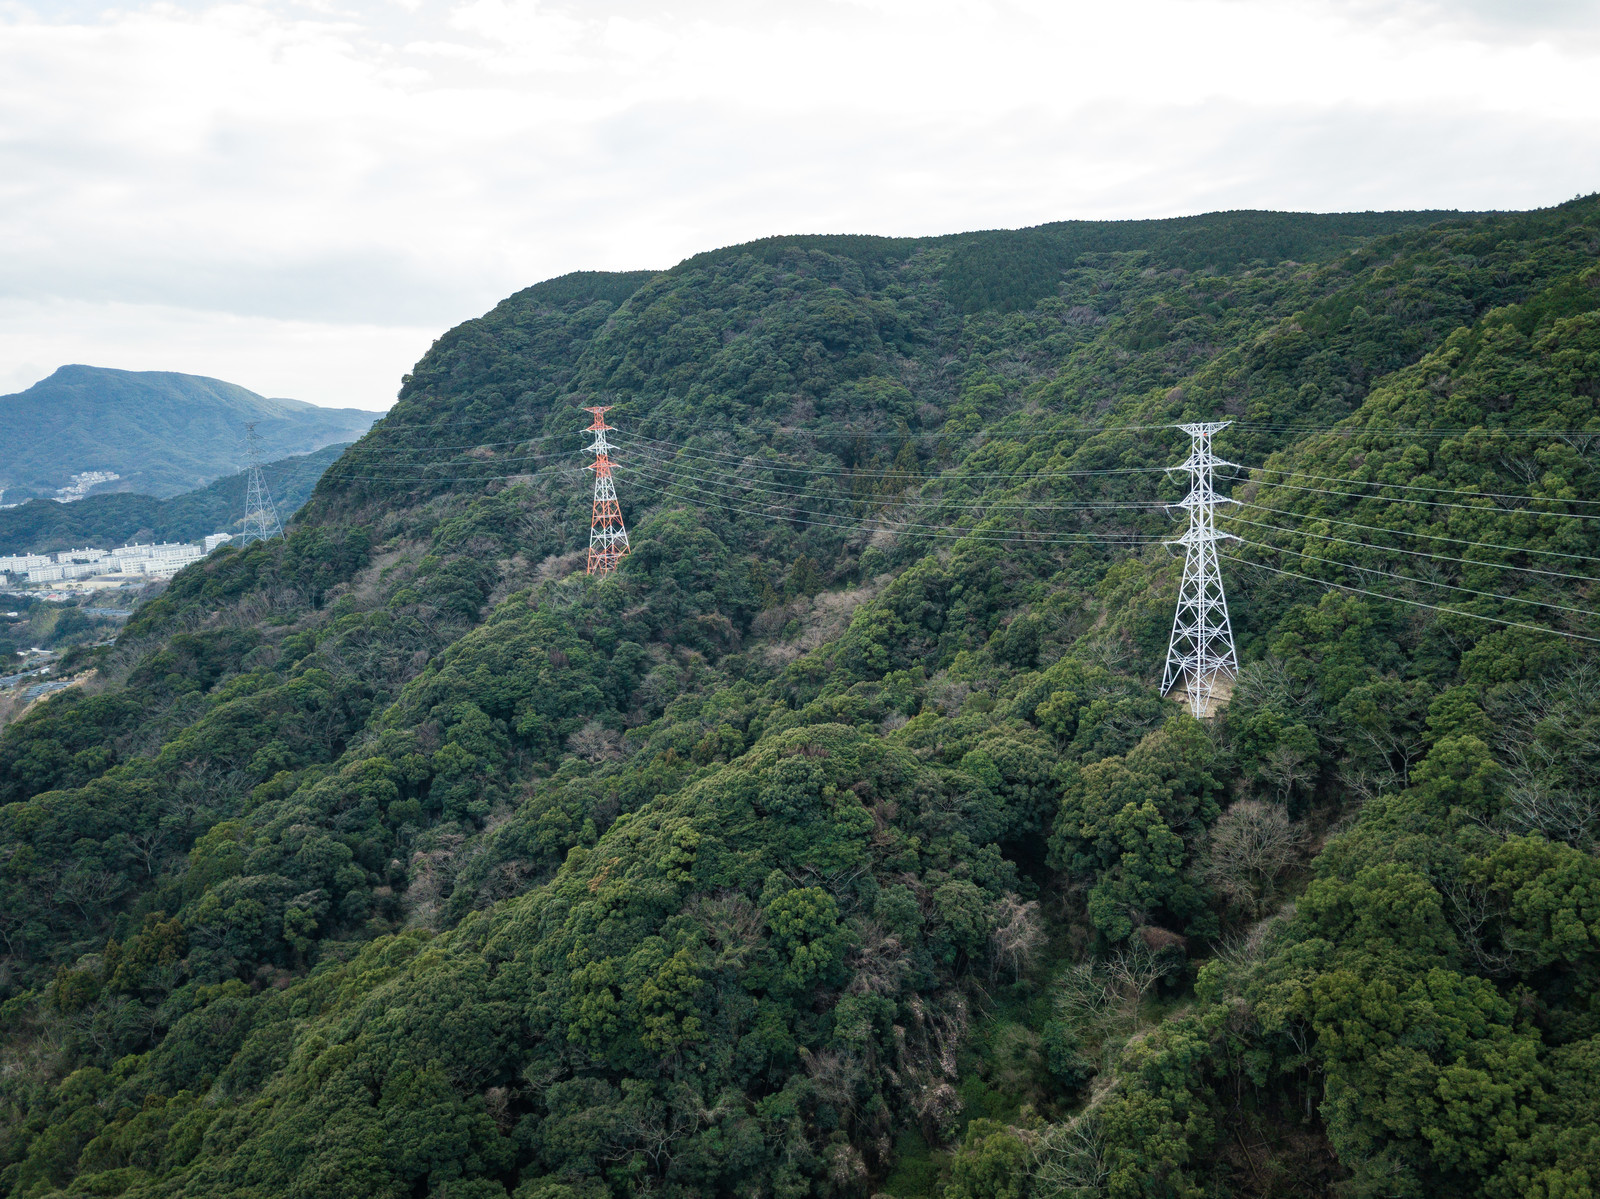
[0,365,380,501]
[0,442,348,556]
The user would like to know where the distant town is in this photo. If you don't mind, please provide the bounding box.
[0,533,233,588]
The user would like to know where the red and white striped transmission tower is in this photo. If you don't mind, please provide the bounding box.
[582,406,630,576]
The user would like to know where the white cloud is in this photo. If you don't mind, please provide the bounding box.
[1,0,1597,409]
[0,297,435,409]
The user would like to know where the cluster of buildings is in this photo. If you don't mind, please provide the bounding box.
[0,533,233,585]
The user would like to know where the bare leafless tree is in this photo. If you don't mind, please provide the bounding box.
[1230,655,1320,718]
[801,1045,865,1113]
[1336,760,1397,805]
[1031,1113,1110,1199]
[824,1142,868,1192]
[482,1085,514,1134]
[1106,943,1166,1034]
[694,893,765,972]
[1203,800,1303,918]
[607,1095,698,1177]
[53,868,125,922]
[1260,742,1317,805]
[1443,876,1518,977]
[568,720,623,763]
[847,920,907,997]
[988,894,1045,982]
[1489,662,1600,847]
[125,828,170,878]
[1052,962,1122,1044]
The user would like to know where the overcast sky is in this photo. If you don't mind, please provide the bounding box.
[2,0,1597,410]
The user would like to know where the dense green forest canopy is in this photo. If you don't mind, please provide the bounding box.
[0,444,348,557]
[3,198,1600,1199]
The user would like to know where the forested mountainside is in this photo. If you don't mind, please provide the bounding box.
[0,367,377,502]
[3,199,1600,1199]
[0,444,348,557]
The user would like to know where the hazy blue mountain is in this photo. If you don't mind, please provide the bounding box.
[0,365,380,501]
[0,442,348,556]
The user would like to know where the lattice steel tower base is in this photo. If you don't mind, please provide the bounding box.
[242,422,284,543]
[1161,421,1239,718]
[583,407,630,576]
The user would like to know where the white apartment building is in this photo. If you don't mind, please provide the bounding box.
[57,548,109,564]
[5,537,211,583]
[25,562,104,582]
[0,553,51,574]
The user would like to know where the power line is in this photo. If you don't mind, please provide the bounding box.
[623,472,1162,549]
[1234,499,1600,566]
[626,458,1171,531]
[310,462,585,486]
[1225,422,1600,439]
[1230,535,1600,621]
[1226,471,1600,522]
[334,431,1600,522]
[331,431,583,455]
[307,434,1600,566]
[623,438,1176,497]
[628,409,1188,441]
[627,431,1173,481]
[625,448,1174,513]
[302,449,1164,548]
[1224,512,1599,584]
[361,407,1166,441]
[1244,463,1600,508]
[1221,553,1600,645]
[319,448,579,479]
[323,428,1173,488]
[334,422,1600,509]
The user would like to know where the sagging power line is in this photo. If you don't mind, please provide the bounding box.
[318,410,1600,662]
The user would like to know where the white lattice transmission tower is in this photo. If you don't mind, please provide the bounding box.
[1160,421,1239,718]
[582,406,630,575]
[242,422,284,544]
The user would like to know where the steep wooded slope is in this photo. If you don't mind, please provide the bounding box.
[2,200,1599,1199]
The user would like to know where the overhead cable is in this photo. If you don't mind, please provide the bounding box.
[1230,536,1600,621]
[626,432,1173,481]
[626,448,1175,513]
[1221,553,1600,645]
[1235,499,1600,566]
[1226,422,1600,439]
[1226,472,1600,521]
[626,460,1169,536]
[624,473,1161,549]
[1245,463,1600,508]
[1223,513,1600,584]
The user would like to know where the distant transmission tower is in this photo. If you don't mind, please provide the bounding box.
[582,406,630,575]
[242,423,284,544]
[1160,421,1239,718]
